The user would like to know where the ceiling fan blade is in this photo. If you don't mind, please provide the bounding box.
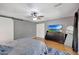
[38,16,44,17]
[37,16,44,20]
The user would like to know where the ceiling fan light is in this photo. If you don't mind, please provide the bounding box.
[33,18,37,21]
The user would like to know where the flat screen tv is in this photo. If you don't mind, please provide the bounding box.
[48,24,63,30]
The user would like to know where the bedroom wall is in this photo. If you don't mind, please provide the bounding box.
[0,17,14,43]
[45,16,74,33]
[14,20,36,39]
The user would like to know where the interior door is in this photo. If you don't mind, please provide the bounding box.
[36,23,45,38]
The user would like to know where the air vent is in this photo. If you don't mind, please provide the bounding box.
[54,3,62,7]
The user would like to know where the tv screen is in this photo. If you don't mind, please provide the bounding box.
[48,24,63,30]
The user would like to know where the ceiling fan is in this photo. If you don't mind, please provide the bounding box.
[30,12,44,21]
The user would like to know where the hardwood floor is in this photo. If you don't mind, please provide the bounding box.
[32,37,78,55]
[45,40,77,55]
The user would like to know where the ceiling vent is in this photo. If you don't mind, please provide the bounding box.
[54,3,62,7]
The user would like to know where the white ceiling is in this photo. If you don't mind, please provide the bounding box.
[0,3,79,22]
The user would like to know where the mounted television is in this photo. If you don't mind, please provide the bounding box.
[48,24,63,30]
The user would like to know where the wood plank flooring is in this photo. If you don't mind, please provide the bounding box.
[45,40,77,55]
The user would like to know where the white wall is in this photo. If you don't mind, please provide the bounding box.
[0,17,14,43]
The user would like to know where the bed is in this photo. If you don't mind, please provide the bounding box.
[2,37,47,55]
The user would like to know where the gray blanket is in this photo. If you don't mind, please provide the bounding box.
[7,37,47,55]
